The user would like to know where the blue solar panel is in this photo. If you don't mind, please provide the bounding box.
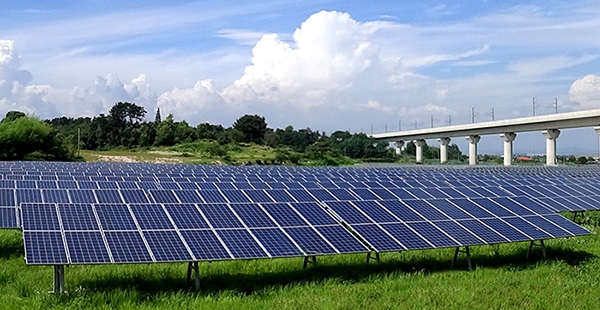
[64,232,111,264]
[452,199,494,218]
[218,190,248,203]
[244,190,275,203]
[180,230,232,260]
[284,227,336,255]
[326,201,372,224]
[350,188,379,200]
[197,190,227,203]
[59,204,99,230]
[16,189,42,204]
[96,204,137,230]
[120,189,150,204]
[37,181,58,189]
[286,189,317,202]
[379,200,424,222]
[352,201,398,223]
[149,190,179,204]
[143,231,193,262]
[379,223,432,250]
[291,202,338,225]
[251,228,304,257]
[402,200,449,221]
[352,224,404,251]
[42,190,70,203]
[105,231,153,263]
[164,204,209,229]
[21,204,60,231]
[230,203,277,228]
[502,217,553,240]
[95,190,123,204]
[0,189,14,206]
[386,188,416,199]
[23,231,68,264]
[433,221,483,246]
[260,203,307,227]
[173,190,204,203]
[407,222,459,247]
[479,218,530,242]
[0,207,17,228]
[470,198,515,217]
[306,189,337,201]
[426,199,473,220]
[314,225,368,253]
[217,229,269,259]
[198,203,244,228]
[130,204,174,230]
[327,189,358,201]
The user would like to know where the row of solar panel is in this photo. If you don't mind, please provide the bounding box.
[1,183,599,205]
[0,175,587,190]
[21,202,369,264]
[20,198,590,265]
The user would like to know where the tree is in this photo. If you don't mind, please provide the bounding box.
[155,114,176,146]
[0,116,77,161]
[154,108,161,124]
[2,111,26,122]
[232,114,267,144]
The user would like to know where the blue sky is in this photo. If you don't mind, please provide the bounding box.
[1,1,600,155]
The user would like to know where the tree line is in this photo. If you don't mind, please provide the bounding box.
[2,101,461,164]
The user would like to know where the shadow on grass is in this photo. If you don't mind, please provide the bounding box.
[0,230,24,259]
[75,243,595,299]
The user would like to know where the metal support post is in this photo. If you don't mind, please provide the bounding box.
[303,256,317,269]
[526,240,547,260]
[451,246,473,271]
[186,262,201,290]
[366,251,380,264]
[572,211,584,223]
[53,265,65,294]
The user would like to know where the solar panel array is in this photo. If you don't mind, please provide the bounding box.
[0,162,595,266]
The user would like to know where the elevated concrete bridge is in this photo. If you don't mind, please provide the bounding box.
[372,109,600,166]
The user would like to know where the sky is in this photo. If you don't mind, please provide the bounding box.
[1,0,600,155]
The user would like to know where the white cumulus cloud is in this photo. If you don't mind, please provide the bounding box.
[569,74,600,109]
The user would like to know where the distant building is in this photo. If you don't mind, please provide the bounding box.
[516,156,533,161]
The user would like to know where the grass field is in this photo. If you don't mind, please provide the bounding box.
[1,213,600,309]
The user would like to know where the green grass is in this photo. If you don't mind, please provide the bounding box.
[2,215,600,309]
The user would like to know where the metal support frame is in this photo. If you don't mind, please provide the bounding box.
[53,265,65,294]
[303,256,317,269]
[526,240,547,260]
[572,211,584,223]
[366,251,380,264]
[451,246,473,271]
[186,262,200,290]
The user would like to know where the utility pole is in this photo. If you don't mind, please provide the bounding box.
[486,108,495,121]
[414,120,418,130]
[552,98,558,114]
[384,124,388,133]
[370,124,373,135]
[471,107,477,123]
[430,115,434,128]
[448,115,452,126]
[533,97,539,116]
[398,120,402,131]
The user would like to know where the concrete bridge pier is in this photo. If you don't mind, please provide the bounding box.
[394,141,404,155]
[414,139,426,163]
[542,129,560,166]
[466,135,481,166]
[438,137,451,163]
[500,132,517,166]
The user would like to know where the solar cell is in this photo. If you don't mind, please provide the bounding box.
[379,223,432,250]
[197,203,244,228]
[351,224,404,251]
[0,207,17,228]
[284,227,337,255]
[180,230,232,260]
[0,189,15,206]
[64,232,111,264]
[95,204,138,230]
[197,190,228,203]
[130,204,174,230]
[217,229,269,259]
[291,202,338,225]
[105,231,153,263]
[95,190,123,204]
[143,231,193,262]
[59,204,99,230]
[23,231,68,264]
[251,228,304,257]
